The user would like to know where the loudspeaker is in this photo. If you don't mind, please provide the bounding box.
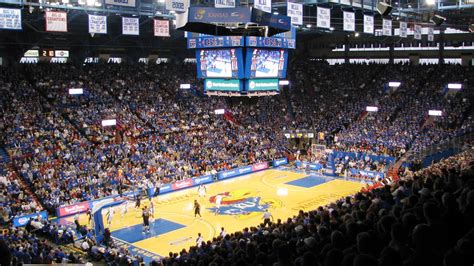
[376,2,392,16]
[430,15,446,26]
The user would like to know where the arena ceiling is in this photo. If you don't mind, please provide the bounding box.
[0,0,472,59]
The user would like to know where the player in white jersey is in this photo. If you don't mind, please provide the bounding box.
[121,200,128,218]
[197,184,207,198]
[149,200,155,221]
[215,194,224,215]
[106,207,114,227]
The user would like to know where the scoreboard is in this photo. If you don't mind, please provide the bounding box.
[186,28,295,96]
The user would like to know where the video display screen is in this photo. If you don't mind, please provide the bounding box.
[246,49,288,79]
[196,49,244,79]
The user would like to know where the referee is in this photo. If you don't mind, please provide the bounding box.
[262,209,273,227]
[142,206,150,233]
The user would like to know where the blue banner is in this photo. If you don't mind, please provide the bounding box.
[188,7,251,24]
[217,165,253,180]
[159,184,173,194]
[349,168,385,179]
[192,175,214,185]
[272,157,288,167]
[333,151,396,165]
[295,161,324,170]
[251,8,291,32]
[187,36,245,49]
[13,211,48,227]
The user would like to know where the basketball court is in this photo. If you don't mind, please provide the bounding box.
[69,168,365,262]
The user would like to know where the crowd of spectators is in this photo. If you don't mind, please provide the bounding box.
[0,61,473,264]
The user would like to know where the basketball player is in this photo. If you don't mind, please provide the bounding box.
[142,206,150,233]
[121,200,128,218]
[106,207,114,227]
[149,200,155,221]
[135,193,141,209]
[86,209,92,225]
[214,194,224,215]
[194,200,201,218]
[196,233,204,247]
[197,184,207,198]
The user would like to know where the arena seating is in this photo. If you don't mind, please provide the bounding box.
[0,62,473,265]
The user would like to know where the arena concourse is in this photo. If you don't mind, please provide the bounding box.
[0,1,474,266]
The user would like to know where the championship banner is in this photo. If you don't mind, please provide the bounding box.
[427,27,434,41]
[165,0,189,12]
[399,21,407,38]
[317,7,330,29]
[122,17,139,35]
[287,2,303,26]
[88,15,107,34]
[343,11,355,31]
[254,0,271,13]
[414,24,422,40]
[215,0,235,8]
[363,15,374,34]
[382,19,392,36]
[0,8,21,30]
[154,19,170,37]
[105,0,136,7]
[45,11,67,32]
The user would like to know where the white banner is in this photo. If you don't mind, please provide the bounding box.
[288,2,303,25]
[88,15,107,34]
[414,24,422,40]
[0,8,21,30]
[122,17,139,35]
[154,19,170,37]
[254,0,271,13]
[383,19,392,36]
[317,7,330,29]
[215,0,235,8]
[165,0,189,12]
[343,11,355,31]
[105,0,136,7]
[427,27,434,41]
[45,11,67,32]
[363,15,373,34]
[399,21,407,38]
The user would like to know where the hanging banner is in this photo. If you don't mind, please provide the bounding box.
[317,7,330,29]
[0,8,21,30]
[214,0,235,8]
[414,24,422,40]
[363,15,374,34]
[88,14,107,34]
[165,0,189,12]
[122,17,139,35]
[105,0,136,7]
[287,2,303,25]
[45,11,67,32]
[427,27,434,41]
[399,21,407,38]
[254,0,271,13]
[343,11,355,31]
[383,19,392,36]
[154,19,170,37]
